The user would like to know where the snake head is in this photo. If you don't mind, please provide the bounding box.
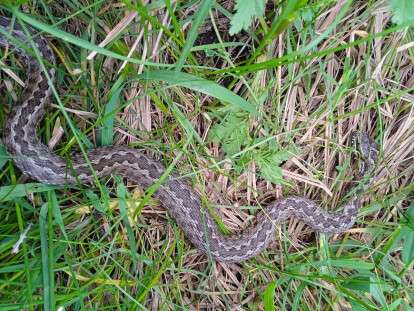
[357,133,377,160]
[350,131,379,194]
[352,131,378,173]
[343,199,359,218]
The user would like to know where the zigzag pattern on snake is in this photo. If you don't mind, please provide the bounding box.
[0,16,377,262]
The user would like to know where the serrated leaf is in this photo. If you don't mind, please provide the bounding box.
[257,150,293,184]
[258,159,283,184]
[209,113,249,156]
[269,149,292,164]
[388,0,414,25]
[229,0,267,35]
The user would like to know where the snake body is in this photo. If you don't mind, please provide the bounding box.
[0,17,377,262]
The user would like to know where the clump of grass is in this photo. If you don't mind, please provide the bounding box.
[0,0,413,310]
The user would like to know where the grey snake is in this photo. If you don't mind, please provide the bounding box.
[0,16,378,262]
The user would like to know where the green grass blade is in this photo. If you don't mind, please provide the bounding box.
[263,281,277,311]
[138,70,257,114]
[0,183,62,202]
[99,76,125,146]
[11,10,172,68]
[115,175,138,270]
[39,201,52,311]
[0,145,9,170]
[174,0,213,71]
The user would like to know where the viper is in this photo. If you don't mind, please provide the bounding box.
[0,16,378,262]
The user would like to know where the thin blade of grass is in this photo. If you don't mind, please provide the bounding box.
[49,190,69,241]
[10,10,171,68]
[39,201,52,311]
[115,175,138,271]
[99,76,125,146]
[136,239,175,303]
[263,281,277,311]
[215,23,404,75]
[249,0,308,62]
[174,0,213,71]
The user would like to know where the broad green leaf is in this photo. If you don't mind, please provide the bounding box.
[314,259,374,271]
[263,281,277,311]
[0,183,61,202]
[342,275,371,292]
[370,276,387,306]
[100,77,125,146]
[380,299,402,311]
[138,70,257,114]
[84,189,106,213]
[49,191,69,241]
[389,0,414,25]
[401,229,414,264]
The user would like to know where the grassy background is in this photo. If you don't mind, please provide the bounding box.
[1,0,413,310]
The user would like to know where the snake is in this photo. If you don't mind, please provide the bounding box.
[0,16,378,262]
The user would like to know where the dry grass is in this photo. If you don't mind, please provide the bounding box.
[0,0,413,310]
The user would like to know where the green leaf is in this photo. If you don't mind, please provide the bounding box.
[0,144,10,170]
[84,190,106,213]
[403,201,414,224]
[401,202,414,264]
[257,150,292,184]
[258,160,283,184]
[380,299,402,311]
[0,183,62,202]
[388,0,414,25]
[263,281,277,311]
[50,191,69,241]
[39,200,53,311]
[138,70,257,114]
[209,112,249,156]
[370,276,387,306]
[99,76,125,146]
[1,0,28,6]
[11,10,172,68]
[342,275,372,292]
[314,258,375,271]
[230,0,267,35]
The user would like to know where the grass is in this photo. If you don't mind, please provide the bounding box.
[1,0,414,310]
